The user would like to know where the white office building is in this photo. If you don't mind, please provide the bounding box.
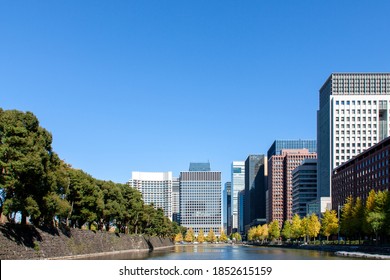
[231,161,245,232]
[179,163,222,236]
[130,171,173,220]
[317,73,390,211]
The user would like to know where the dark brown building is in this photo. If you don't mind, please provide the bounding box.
[332,136,390,209]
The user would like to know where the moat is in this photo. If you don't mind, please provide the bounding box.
[80,244,357,260]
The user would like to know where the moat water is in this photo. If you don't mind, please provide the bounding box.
[82,244,356,260]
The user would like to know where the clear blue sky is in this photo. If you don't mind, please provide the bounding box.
[1,0,390,185]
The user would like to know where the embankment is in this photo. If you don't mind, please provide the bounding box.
[0,223,173,260]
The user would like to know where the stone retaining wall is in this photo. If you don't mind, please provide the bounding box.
[0,223,173,260]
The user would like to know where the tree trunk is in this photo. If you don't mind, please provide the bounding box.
[21,213,27,225]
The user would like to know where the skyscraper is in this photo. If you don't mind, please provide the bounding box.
[268,149,317,225]
[231,161,245,233]
[267,140,317,159]
[244,155,267,231]
[179,163,222,236]
[224,182,231,234]
[292,159,318,218]
[130,171,173,220]
[317,73,390,211]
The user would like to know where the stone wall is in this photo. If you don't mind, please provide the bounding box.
[0,223,173,260]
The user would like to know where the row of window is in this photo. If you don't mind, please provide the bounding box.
[335,116,379,121]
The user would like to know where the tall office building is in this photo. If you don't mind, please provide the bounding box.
[238,190,245,235]
[267,140,317,159]
[244,155,267,232]
[172,177,180,223]
[292,159,318,218]
[268,149,317,226]
[224,182,232,234]
[317,73,390,211]
[231,161,245,233]
[179,162,222,236]
[130,171,173,220]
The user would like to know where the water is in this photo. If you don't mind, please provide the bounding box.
[83,244,354,260]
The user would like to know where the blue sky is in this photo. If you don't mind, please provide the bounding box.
[1,0,390,185]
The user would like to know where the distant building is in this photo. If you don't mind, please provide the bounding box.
[244,155,267,231]
[292,159,318,218]
[268,149,317,226]
[172,177,180,223]
[179,163,222,236]
[317,73,390,211]
[332,136,390,210]
[238,190,245,235]
[130,171,173,220]
[231,161,245,233]
[224,182,232,234]
[267,140,317,159]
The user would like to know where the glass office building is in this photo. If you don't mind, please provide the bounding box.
[231,161,245,233]
[267,140,317,159]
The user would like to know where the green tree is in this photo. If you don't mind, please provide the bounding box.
[321,209,339,241]
[268,220,281,241]
[0,109,68,226]
[230,232,242,242]
[351,197,365,244]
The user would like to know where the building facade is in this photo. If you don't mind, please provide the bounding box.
[332,136,390,210]
[267,140,317,159]
[231,161,245,233]
[224,182,232,234]
[292,159,318,218]
[317,73,390,212]
[179,163,222,236]
[130,171,173,220]
[268,149,317,226]
[244,155,267,231]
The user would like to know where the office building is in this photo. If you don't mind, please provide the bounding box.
[179,163,222,236]
[268,149,317,226]
[231,161,245,233]
[130,171,173,220]
[292,159,318,218]
[267,140,317,159]
[224,182,232,234]
[317,73,390,212]
[244,155,267,232]
[172,177,180,223]
[238,190,245,235]
[332,136,390,210]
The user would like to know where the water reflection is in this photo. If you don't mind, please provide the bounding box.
[149,245,348,260]
[80,244,353,260]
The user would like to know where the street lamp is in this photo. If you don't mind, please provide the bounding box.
[337,205,342,244]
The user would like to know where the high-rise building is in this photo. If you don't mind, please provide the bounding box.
[224,182,232,234]
[267,140,317,159]
[130,171,173,220]
[238,190,245,235]
[244,155,267,231]
[268,149,317,226]
[172,177,180,223]
[292,159,318,218]
[317,73,390,212]
[231,161,245,233]
[179,163,222,236]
